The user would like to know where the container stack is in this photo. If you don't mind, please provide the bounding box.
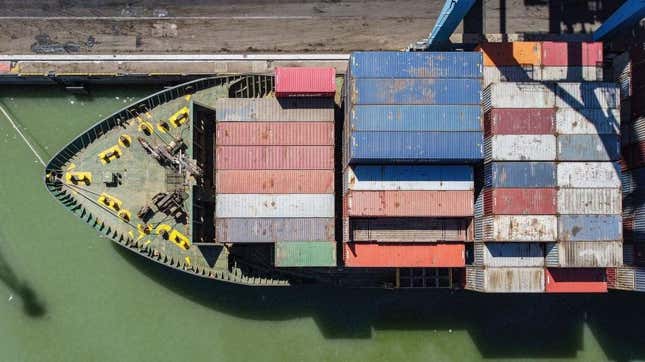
[342,51,483,268]
[214,67,337,267]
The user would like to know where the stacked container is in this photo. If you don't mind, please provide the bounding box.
[342,51,483,268]
[214,67,337,267]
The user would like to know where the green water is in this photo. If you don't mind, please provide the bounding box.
[1,85,644,362]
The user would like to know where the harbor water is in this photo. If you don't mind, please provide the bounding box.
[2,85,645,361]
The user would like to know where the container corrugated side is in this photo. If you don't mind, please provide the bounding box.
[484,135,556,162]
[343,243,465,267]
[274,67,336,97]
[483,66,602,84]
[344,165,474,192]
[610,267,635,290]
[350,105,482,131]
[216,170,334,194]
[545,241,623,267]
[215,218,334,243]
[215,194,334,218]
[557,134,620,161]
[545,268,607,293]
[634,268,645,291]
[350,79,481,105]
[540,67,603,81]
[555,83,619,109]
[556,162,621,188]
[215,98,334,122]
[482,188,557,215]
[558,215,622,241]
[484,108,555,136]
[215,146,334,170]
[473,242,544,267]
[478,41,541,66]
[275,241,336,267]
[621,167,645,195]
[349,51,483,78]
[475,215,557,242]
[349,217,472,242]
[215,122,334,145]
[349,131,483,163]
[465,266,545,293]
[483,66,542,86]
[484,162,556,188]
[541,41,603,66]
[622,117,645,145]
[557,189,621,214]
[555,108,620,135]
[345,190,473,217]
[622,141,645,170]
[482,82,555,111]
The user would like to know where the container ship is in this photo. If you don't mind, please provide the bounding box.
[44,41,645,293]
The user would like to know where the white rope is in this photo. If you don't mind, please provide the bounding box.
[0,103,46,166]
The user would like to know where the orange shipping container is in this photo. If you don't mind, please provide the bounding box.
[216,122,334,146]
[343,243,465,267]
[216,170,334,193]
[345,190,473,217]
[479,41,541,66]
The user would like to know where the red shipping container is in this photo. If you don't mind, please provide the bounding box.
[484,108,555,136]
[623,216,634,241]
[541,42,603,66]
[275,67,336,97]
[0,61,10,74]
[482,188,557,215]
[215,145,334,170]
[345,190,473,217]
[606,268,617,288]
[343,243,465,267]
[216,122,334,146]
[216,170,334,193]
[545,268,607,293]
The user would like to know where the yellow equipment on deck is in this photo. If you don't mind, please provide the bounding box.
[65,171,92,185]
[98,145,122,164]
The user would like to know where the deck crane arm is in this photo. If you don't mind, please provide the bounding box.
[409,0,477,51]
[593,0,645,41]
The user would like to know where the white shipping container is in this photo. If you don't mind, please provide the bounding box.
[555,108,620,135]
[557,188,622,214]
[485,135,556,162]
[555,82,619,109]
[483,82,555,111]
[476,215,558,242]
[557,162,621,188]
[343,166,474,192]
[465,267,545,293]
[215,194,335,218]
[541,66,603,82]
[545,241,623,268]
[483,66,542,86]
[473,242,545,267]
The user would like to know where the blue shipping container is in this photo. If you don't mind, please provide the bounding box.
[557,134,621,161]
[484,162,556,188]
[350,165,474,182]
[349,51,483,79]
[558,215,622,242]
[350,79,482,105]
[349,131,483,163]
[350,105,482,132]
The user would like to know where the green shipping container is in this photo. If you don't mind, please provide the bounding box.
[274,241,336,267]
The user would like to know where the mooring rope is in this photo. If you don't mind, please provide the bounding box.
[0,103,46,167]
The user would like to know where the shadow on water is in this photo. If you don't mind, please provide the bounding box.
[115,243,645,360]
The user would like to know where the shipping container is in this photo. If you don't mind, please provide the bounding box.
[274,67,336,97]
[545,241,623,267]
[473,242,544,267]
[484,162,556,188]
[344,165,474,192]
[345,190,473,217]
[475,215,557,242]
[465,266,545,293]
[350,105,482,132]
[555,108,620,135]
[478,41,542,66]
[558,215,622,241]
[483,66,602,84]
[635,267,645,291]
[557,188,621,214]
[484,108,555,136]
[541,42,603,66]
[557,134,620,161]
[481,188,557,215]
[484,135,556,162]
[349,51,483,78]
[540,66,603,81]
[215,218,335,243]
[215,98,334,122]
[622,116,645,145]
[349,131,483,163]
[349,217,472,243]
[482,82,555,111]
[555,83,619,109]
[350,79,481,105]
[608,267,635,290]
[215,145,334,170]
[216,170,334,194]
[622,141,645,170]
[483,66,542,85]
[215,122,334,145]
[343,242,465,267]
[544,268,607,293]
[622,167,645,195]
[274,241,336,267]
[215,194,334,218]
[556,162,621,188]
